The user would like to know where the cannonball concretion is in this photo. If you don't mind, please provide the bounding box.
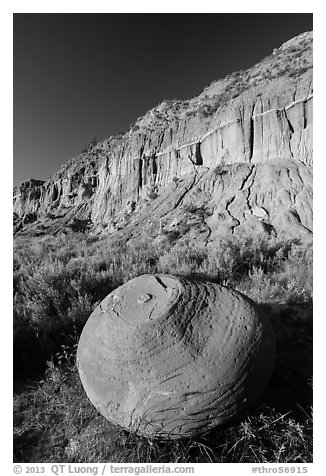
[77,274,275,440]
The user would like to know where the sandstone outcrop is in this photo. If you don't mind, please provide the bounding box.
[77,274,275,440]
[105,158,312,246]
[13,31,313,240]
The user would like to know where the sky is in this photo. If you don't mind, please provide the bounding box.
[13,13,313,186]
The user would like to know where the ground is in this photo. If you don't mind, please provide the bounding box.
[13,232,312,463]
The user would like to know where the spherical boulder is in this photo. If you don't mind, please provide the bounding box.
[77,274,275,440]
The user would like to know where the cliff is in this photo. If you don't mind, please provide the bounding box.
[13,31,313,241]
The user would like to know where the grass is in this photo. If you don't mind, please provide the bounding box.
[13,232,312,462]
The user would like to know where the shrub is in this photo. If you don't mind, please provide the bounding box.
[14,233,312,372]
[13,232,312,462]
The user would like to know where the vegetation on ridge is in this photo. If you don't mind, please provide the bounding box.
[134,32,312,129]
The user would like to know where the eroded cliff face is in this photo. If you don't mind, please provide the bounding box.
[13,31,313,240]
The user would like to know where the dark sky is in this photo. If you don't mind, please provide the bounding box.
[13,13,313,186]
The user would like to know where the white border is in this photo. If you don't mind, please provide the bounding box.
[4,2,323,473]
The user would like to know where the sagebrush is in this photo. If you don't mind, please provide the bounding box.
[13,232,312,462]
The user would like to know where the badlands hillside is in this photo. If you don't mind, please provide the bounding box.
[13,31,313,243]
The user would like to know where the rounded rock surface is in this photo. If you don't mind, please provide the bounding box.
[77,274,275,440]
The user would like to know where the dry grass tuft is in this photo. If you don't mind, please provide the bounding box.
[13,232,312,462]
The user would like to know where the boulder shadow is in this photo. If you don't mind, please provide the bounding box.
[258,301,312,421]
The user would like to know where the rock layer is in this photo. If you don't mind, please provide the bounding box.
[107,158,312,246]
[13,31,312,239]
[77,274,275,440]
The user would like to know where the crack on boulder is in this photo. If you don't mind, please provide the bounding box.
[154,276,169,292]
